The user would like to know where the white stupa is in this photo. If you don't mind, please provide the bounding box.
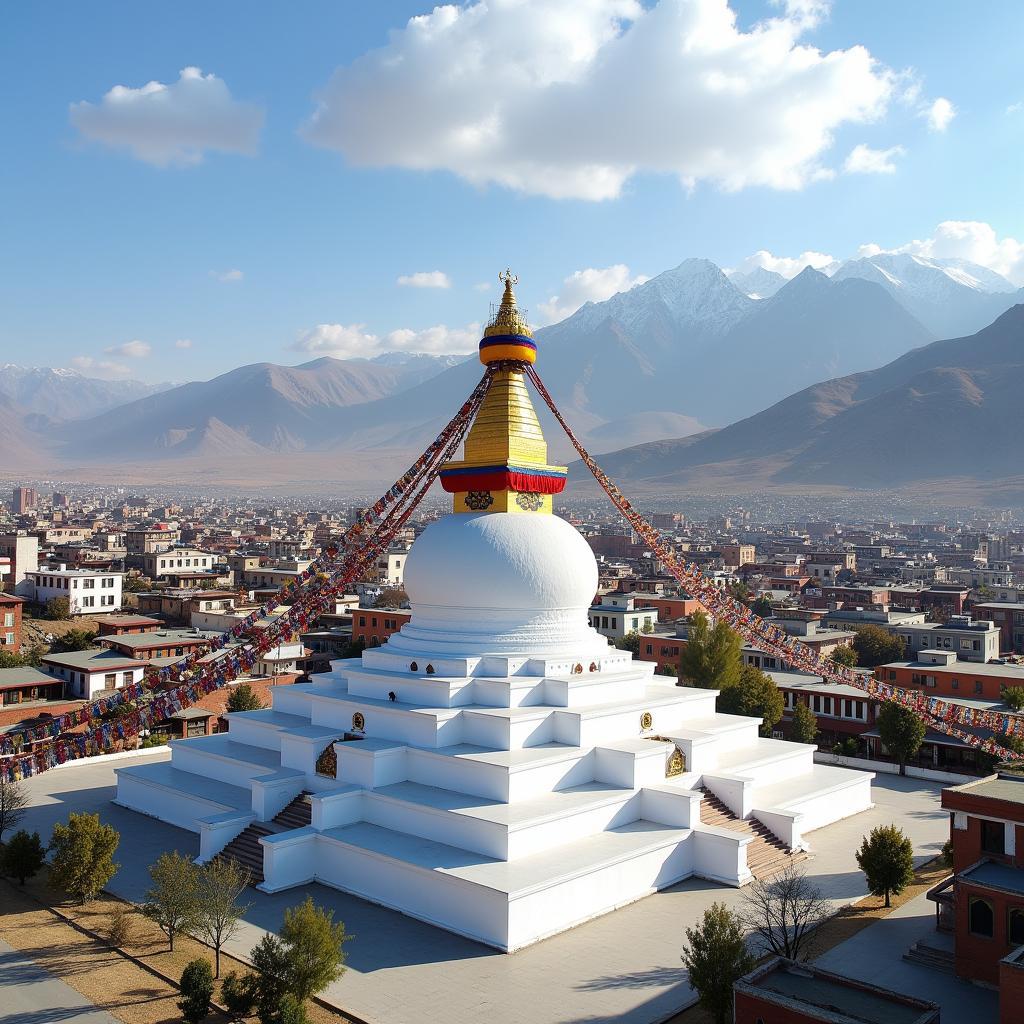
[116,275,873,951]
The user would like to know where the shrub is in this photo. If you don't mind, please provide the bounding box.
[856,824,916,907]
[2,830,46,885]
[48,812,119,903]
[106,904,136,948]
[279,994,311,1024]
[178,958,214,1024]
[220,970,256,1017]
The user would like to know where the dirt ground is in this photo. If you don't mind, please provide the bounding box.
[0,876,354,1024]
[667,856,950,1023]
[21,613,98,649]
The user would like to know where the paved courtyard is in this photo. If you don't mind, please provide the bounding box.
[18,751,951,1024]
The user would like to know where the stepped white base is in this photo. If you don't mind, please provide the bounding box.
[115,649,874,951]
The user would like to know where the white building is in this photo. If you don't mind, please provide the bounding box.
[0,532,39,597]
[588,594,658,640]
[116,288,872,953]
[142,547,218,579]
[42,647,146,699]
[895,615,1001,664]
[29,565,123,614]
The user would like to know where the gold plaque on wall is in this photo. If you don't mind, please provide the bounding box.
[352,712,365,731]
[640,711,653,731]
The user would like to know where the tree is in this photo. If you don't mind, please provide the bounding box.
[178,958,214,1024]
[278,896,349,1004]
[751,596,773,618]
[51,628,96,652]
[830,644,858,668]
[877,702,926,775]
[141,850,200,951]
[679,611,742,690]
[279,994,311,1024]
[852,625,905,668]
[717,665,784,736]
[373,587,408,608]
[0,649,28,669]
[220,970,256,1018]
[855,824,915,908]
[0,778,28,843]
[2,829,46,885]
[249,933,290,1024]
[680,902,753,1024]
[615,630,641,655]
[226,683,264,714]
[46,595,71,620]
[789,700,819,745]
[741,862,829,961]
[1003,687,1024,711]
[48,812,119,903]
[727,580,751,604]
[195,857,252,977]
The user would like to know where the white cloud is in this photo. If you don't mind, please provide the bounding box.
[70,356,132,380]
[303,0,896,200]
[210,269,244,283]
[70,67,263,167]
[730,249,836,279]
[925,96,955,132]
[843,143,905,174]
[104,339,151,359]
[174,338,193,349]
[474,282,492,292]
[397,271,451,289]
[1007,101,1022,115]
[292,321,479,360]
[860,220,1024,286]
[538,264,649,324]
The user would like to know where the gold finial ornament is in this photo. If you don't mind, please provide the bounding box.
[439,268,567,514]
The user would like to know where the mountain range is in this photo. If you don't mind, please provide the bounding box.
[4,251,1022,493]
[567,303,1024,496]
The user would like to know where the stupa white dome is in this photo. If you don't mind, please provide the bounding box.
[391,511,608,656]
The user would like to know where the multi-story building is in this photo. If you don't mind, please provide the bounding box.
[0,593,24,652]
[876,650,1024,701]
[974,602,1024,655]
[98,628,211,661]
[588,594,658,641]
[28,566,123,614]
[11,486,36,514]
[0,531,39,596]
[930,774,1024,1022]
[352,608,412,648]
[718,543,755,567]
[895,615,1000,664]
[141,547,218,580]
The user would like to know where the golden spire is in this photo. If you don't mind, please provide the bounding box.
[439,270,566,514]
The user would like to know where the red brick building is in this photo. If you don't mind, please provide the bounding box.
[632,595,704,624]
[95,614,163,637]
[877,650,1024,702]
[351,608,412,648]
[733,957,939,1023]
[932,774,1024,1021]
[0,592,24,653]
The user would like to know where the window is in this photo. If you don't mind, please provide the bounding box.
[122,672,133,686]
[975,681,984,695]
[981,819,1005,855]
[951,678,959,690]
[1009,908,1024,946]
[83,578,95,589]
[888,671,897,682]
[969,897,994,937]
[3,613,13,627]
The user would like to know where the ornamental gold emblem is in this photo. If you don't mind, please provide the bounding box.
[666,747,686,778]
[640,711,653,731]
[352,712,365,731]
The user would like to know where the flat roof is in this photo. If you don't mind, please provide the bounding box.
[41,648,146,671]
[961,860,1024,896]
[102,630,215,649]
[0,666,56,686]
[948,776,1024,807]
[881,659,1024,678]
[742,961,935,1024]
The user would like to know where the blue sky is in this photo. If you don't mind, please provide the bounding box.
[1,0,1021,384]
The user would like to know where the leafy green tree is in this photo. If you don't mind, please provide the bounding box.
[1003,687,1024,711]
[751,596,773,618]
[195,857,252,977]
[877,702,926,775]
[727,580,751,604]
[679,611,742,690]
[855,824,915,907]
[48,812,119,903]
[373,587,408,608]
[852,625,905,668]
[46,595,71,620]
[226,683,264,713]
[830,644,858,668]
[679,902,753,1024]
[717,665,784,736]
[141,850,200,951]
[178,958,214,1024]
[2,829,46,885]
[51,628,96,652]
[615,630,642,655]
[249,933,290,1024]
[278,896,349,1004]
[220,970,256,1017]
[789,700,819,745]
[0,778,28,843]
[0,650,28,668]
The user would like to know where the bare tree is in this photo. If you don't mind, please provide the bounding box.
[741,862,830,961]
[0,779,29,843]
[194,857,252,977]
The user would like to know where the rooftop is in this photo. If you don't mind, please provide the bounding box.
[961,859,1024,897]
[881,659,1024,678]
[946,775,1024,807]
[41,648,146,671]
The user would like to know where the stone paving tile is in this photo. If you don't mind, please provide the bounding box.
[19,753,950,1024]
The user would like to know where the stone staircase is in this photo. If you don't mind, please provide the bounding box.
[214,823,274,885]
[903,939,955,974]
[699,788,805,880]
[273,793,312,830]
